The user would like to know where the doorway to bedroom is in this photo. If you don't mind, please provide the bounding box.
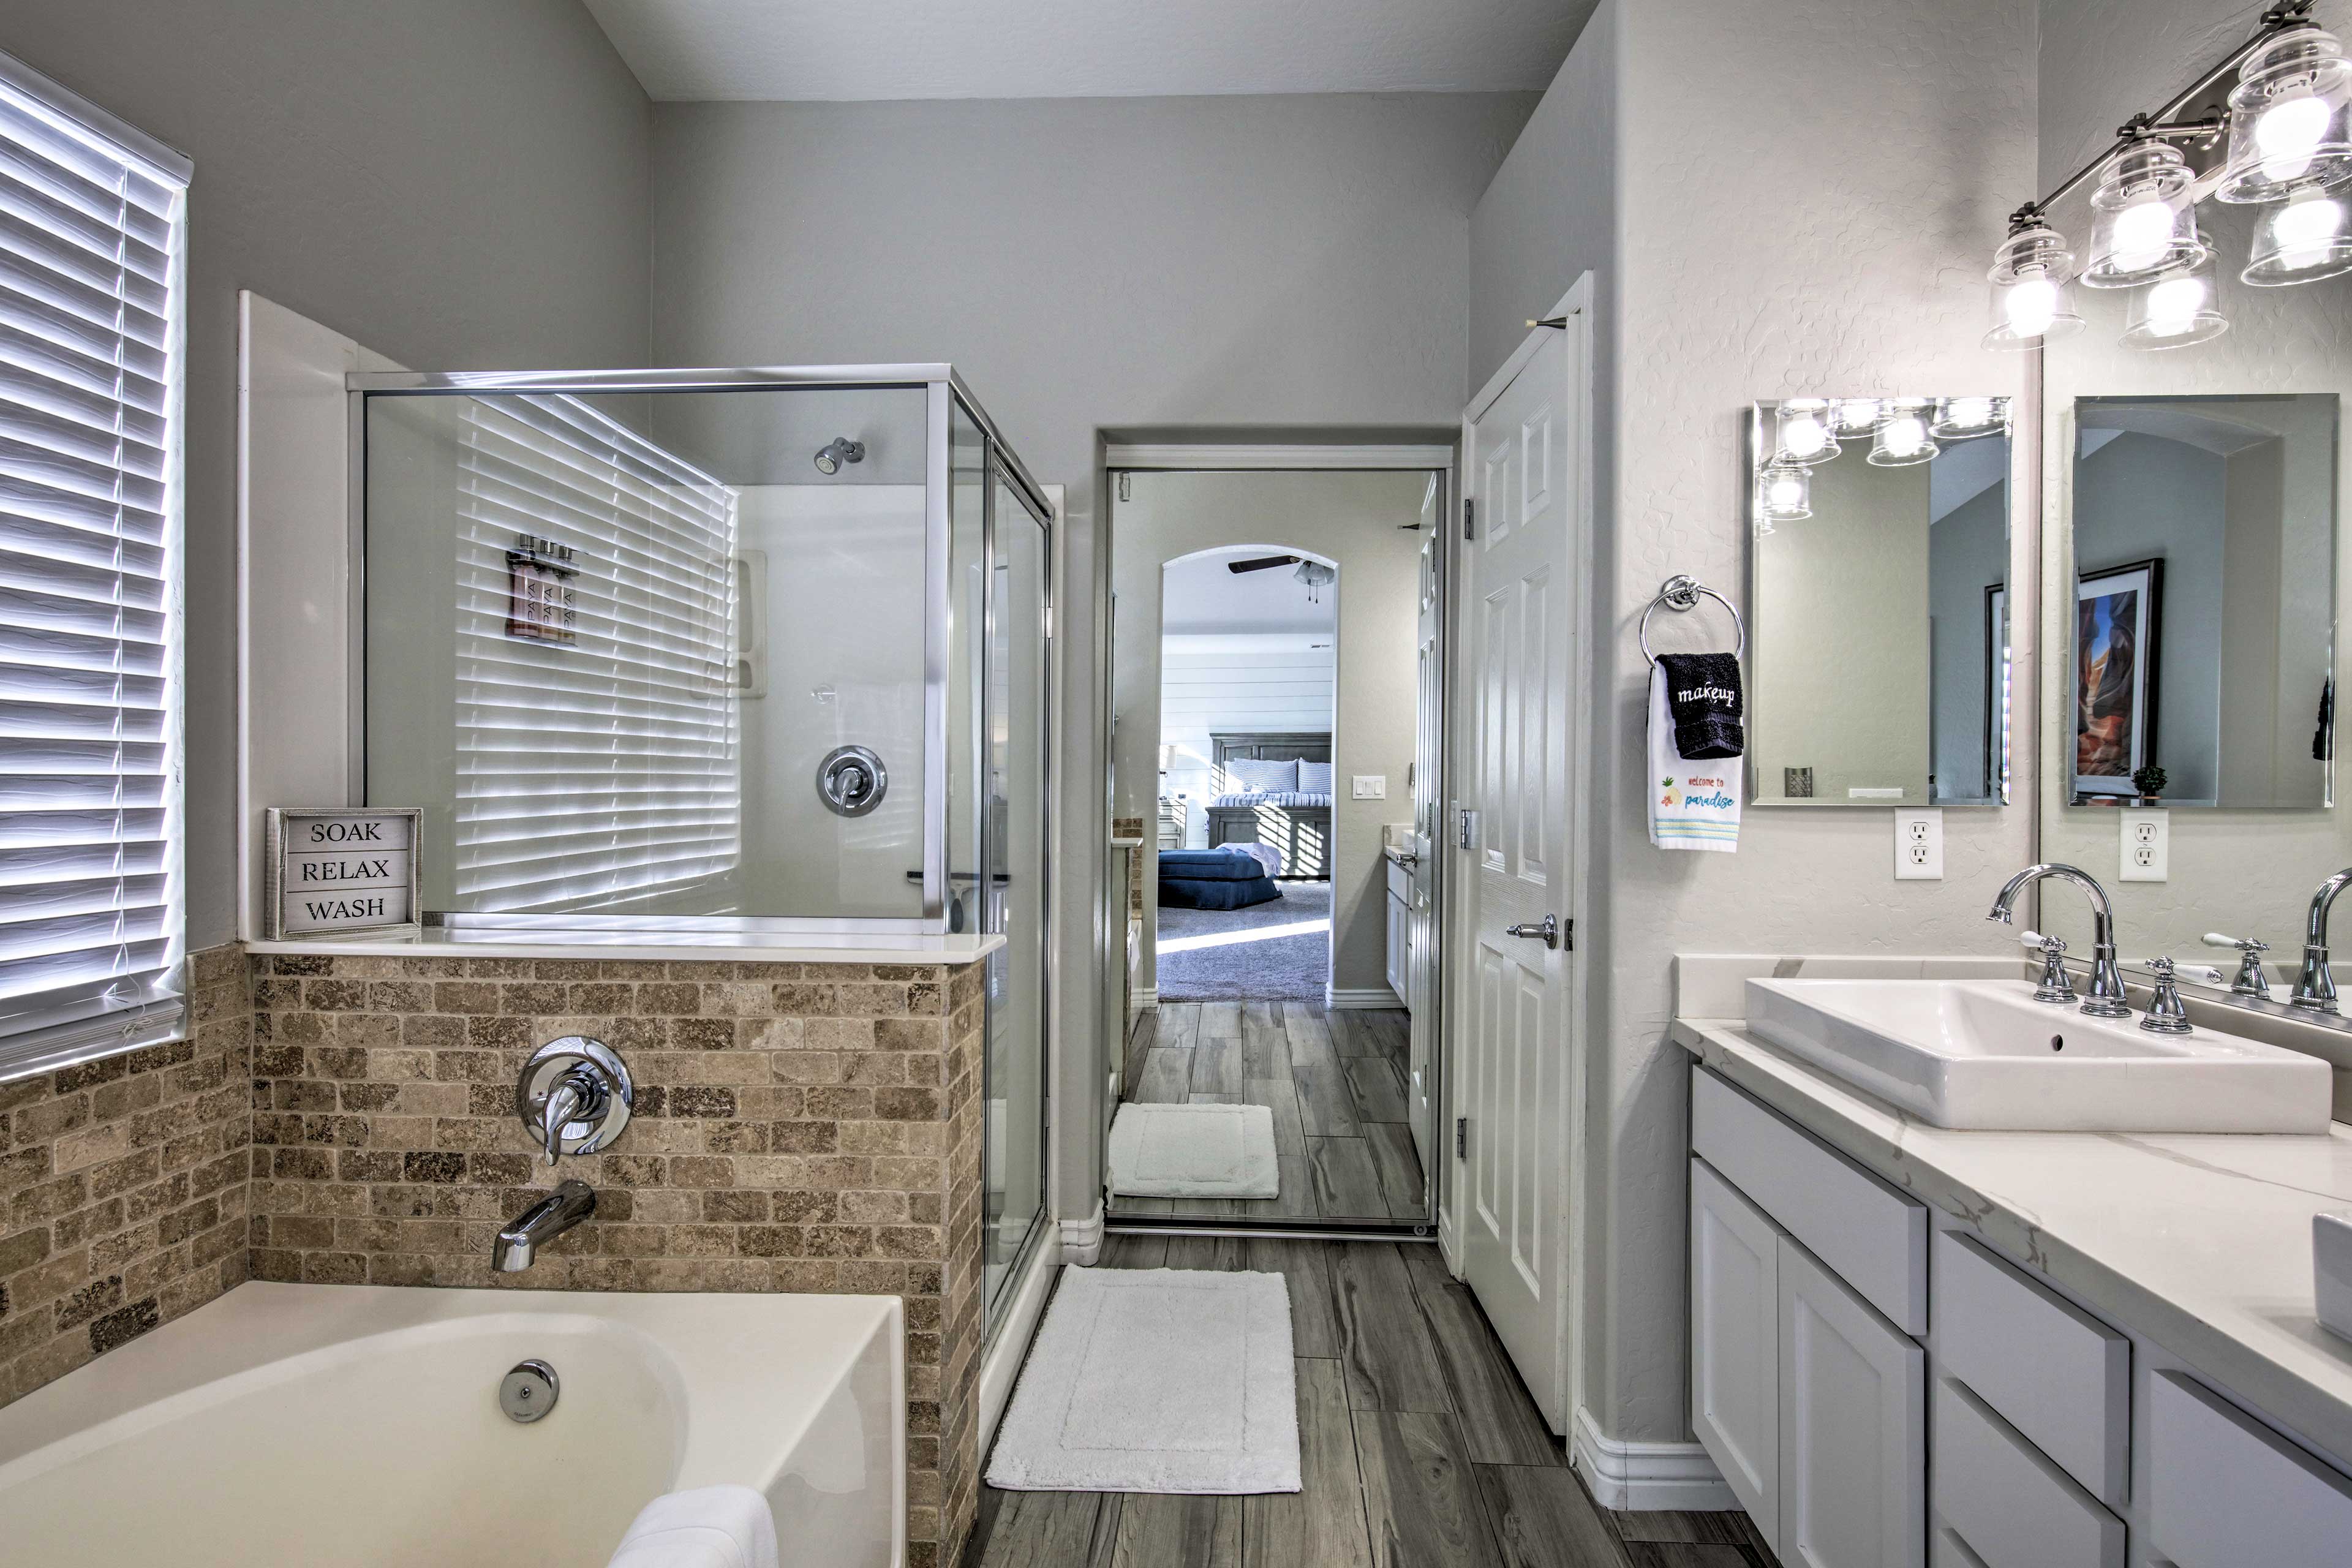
[1106,462,1442,1232]
[1155,546,1337,1006]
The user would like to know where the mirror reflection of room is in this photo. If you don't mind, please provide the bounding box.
[1747,398,2015,807]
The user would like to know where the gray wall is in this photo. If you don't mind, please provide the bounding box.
[1468,0,2038,1446]
[1929,482,2010,802]
[0,0,655,949]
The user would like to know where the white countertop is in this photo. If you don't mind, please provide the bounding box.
[245,930,1006,966]
[1674,1012,2352,1464]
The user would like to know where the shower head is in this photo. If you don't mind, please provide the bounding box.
[814,437,865,475]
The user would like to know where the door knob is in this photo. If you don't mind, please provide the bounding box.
[1504,914,1559,949]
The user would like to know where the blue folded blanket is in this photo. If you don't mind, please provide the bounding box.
[1158,849,1265,883]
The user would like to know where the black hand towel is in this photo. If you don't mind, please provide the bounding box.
[1657,652,1745,760]
[2318,676,2334,763]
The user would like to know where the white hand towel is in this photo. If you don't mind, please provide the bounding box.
[1647,663,1740,852]
[606,1486,778,1568]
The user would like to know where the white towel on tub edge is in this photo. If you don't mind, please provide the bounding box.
[606,1485,778,1568]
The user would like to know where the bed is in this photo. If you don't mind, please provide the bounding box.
[1204,732,1333,880]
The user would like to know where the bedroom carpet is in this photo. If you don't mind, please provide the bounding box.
[1155,881,1330,1002]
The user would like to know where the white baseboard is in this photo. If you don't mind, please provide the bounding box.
[1133,987,1158,1009]
[1325,986,1404,1010]
[1058,1200,1105,1266]
[1570,1406,1738,1512]
[978,1229,1061,1457]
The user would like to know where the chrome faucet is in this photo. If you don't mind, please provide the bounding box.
[2201,932,2274,1000]
[2138,958,2192,1034]
[1988,864,2131,1018]
[492,1038,635,1271]
[2291,869,2352,1012]
[493,1179,595,1272]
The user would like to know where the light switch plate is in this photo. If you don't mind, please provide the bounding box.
[2120,809,2166,881]
[1352,775,1387,800]
[1894,808,1943,880]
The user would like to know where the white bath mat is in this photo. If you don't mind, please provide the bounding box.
[1106,1102,1280,1198]
[987,1268,1300,1494]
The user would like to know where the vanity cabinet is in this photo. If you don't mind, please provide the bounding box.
[1689,1061,2352,1567]
[1382,857,1411,1006]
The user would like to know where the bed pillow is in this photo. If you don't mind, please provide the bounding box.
[1297,760,1333,795]
[1224,756,1297,793]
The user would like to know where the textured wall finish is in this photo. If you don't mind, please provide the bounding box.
[244,952,986,1568]
[0,946,253,1409]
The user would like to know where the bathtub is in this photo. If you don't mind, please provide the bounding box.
[0,1283,903,1568]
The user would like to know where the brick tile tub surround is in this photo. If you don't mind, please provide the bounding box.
[1,946,989,1568]
[0,945,254,1407]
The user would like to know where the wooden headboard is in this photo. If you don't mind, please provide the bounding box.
[1211,731,1332,766]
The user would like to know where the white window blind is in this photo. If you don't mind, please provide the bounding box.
[0,56,189,1081]
[450,394,741,914]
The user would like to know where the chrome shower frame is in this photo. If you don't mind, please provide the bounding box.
[341,363,1055,943]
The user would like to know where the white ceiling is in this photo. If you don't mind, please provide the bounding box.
[1163,548,1338,637]
[582,0,1591,102]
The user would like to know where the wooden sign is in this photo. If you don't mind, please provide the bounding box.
[264,809,423,941]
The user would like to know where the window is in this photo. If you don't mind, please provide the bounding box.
[0,54,190,1080]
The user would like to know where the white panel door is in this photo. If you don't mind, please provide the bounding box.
[1778,1236,1927,1568]
[1691,1159,1782,1547]
[1458,325,1578,1424]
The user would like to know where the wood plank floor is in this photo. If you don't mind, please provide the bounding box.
[1114,1003,1427,1224]
[968,1238,1778,1568]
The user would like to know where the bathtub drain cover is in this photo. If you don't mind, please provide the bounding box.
[500,1359,560,1423]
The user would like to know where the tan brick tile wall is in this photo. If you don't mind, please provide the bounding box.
[246,952,989,1568]
[0,944,254,1408]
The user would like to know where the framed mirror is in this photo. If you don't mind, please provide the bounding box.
[1747,399,2015,806]
[2035,0,2352,997]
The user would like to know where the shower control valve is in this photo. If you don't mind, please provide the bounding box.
[514,1037,633,1167]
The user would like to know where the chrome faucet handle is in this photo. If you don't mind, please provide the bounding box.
[2201,932,2273,998]
[515,1037,633,1168]
[2018,930,2075,1004]
[2138,958,2193,1034]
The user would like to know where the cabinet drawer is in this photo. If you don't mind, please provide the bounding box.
[1691,1066,1927,1332]
[2149,1371,2352,1568]
[1385,859,1411,903]
[1932,1230,2128,1505]
[1932,1377,2122,1568]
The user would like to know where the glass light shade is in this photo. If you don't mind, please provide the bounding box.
[1929,396,2007,440]
[1869,401,1939,467]
[2218,26,2352,203]
[2242,185,2352,284]
[2122,252,2229,348]
[1828,398,1882,437]
[1772,399,1839,466]
[2083,144,2207,287]
[1757,462,1812,522]
[1983,224,2085,350]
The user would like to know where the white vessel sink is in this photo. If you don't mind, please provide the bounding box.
[1745,978,2334,1133]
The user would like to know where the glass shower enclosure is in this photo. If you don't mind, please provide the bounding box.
[349,366,1051,1325]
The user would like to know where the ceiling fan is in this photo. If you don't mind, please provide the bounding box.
[1226,552,1335,603]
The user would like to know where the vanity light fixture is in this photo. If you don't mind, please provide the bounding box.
[1772,399,1839,466]
[1868,400,1939,467]
[1982,221,2084,350]
[1988,2,2351,353]
[2122,247,2230,347]
[2217,23,2352,203]
[2084,143,2208,286]
[1929,396,2008,440]
[1757,461,1812,523]
[1828,398,1882,439]
[2243,183,2352,282]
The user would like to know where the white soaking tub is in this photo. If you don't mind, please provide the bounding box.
[0,1283,903,1568]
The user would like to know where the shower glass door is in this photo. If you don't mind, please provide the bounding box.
[983,460,1049,1324]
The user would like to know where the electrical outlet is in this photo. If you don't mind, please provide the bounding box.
[2120,809,2168,882]
[1894,809,1943,880]
[1352,775,1387,800]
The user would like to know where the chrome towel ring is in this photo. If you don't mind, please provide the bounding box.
[1639,574,1746,668]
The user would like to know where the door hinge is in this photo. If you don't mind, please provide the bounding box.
[1463,498,1476,541]
[1115,472,1132,503]
[1455,1115,1468,1159]
[1564,918,1574,952]
[1042,605,1054,641]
